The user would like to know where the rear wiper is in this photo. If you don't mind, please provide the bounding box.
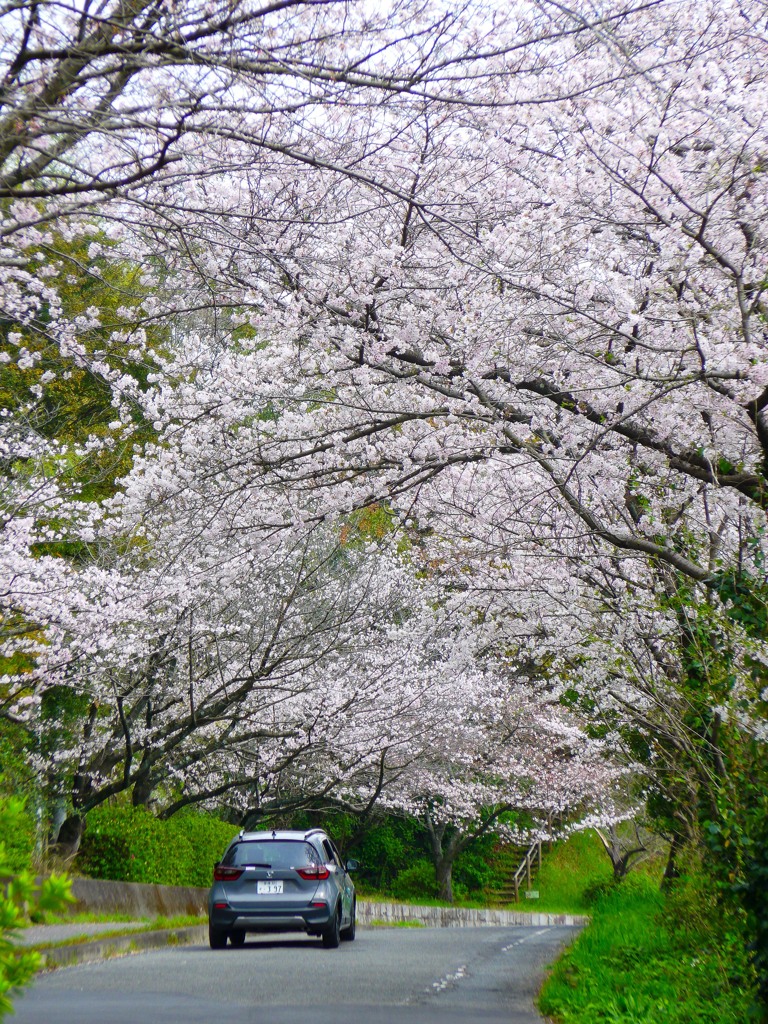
[243,862,272,868]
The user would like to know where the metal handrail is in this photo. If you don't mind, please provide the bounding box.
[510,811,555,902]
[512,839,542,901]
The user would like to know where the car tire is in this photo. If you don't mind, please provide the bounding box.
[340,899,356,942]
[321,905,341,949]
[209,924,228,949]
[229,930,246,947]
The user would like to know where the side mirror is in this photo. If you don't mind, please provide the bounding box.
[345,859,359,872]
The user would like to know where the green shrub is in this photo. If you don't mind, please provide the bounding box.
[455,840,504,894]
[1,803,36,876]
[77,806,238,886]
[348,816,430,891]
[581,876,618,906]
[389,859,438,900]
[0,788,72,1017]
[0,728,37,875]
[165,811,241,887]
[539,868,758,1024]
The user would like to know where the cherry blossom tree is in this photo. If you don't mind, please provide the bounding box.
[121,0,767,842]
[3,0,767,934]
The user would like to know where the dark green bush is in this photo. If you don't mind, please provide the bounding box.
[454,846,498,893]
[164,811,241,887]
[389,859,438,900]
[348,816,430,891]
[77,805,237,886]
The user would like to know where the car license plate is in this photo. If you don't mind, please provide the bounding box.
[257,880,283,894]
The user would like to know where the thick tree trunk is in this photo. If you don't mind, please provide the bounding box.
[423,807,465,903]
[49,813,84,863]
[436,858,453,902]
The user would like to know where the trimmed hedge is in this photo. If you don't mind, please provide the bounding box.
[77,805,238,887]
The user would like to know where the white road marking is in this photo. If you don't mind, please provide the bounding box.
[429,963,468,992]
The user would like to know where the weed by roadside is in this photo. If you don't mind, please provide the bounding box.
[538,871,758,1024]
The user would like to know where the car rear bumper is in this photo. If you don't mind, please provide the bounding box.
[209,905,333,933]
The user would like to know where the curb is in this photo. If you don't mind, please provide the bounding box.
[38,925,207,968]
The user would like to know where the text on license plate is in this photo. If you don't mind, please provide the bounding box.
[257,880,283,894]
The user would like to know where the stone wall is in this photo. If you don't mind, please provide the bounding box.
[356,899,587,928]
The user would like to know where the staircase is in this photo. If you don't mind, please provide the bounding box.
[491,837,543,905]
[490,813,556,905]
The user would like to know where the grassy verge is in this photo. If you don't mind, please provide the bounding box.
[32,910,146,925]
[538,872,757,1024]
[31,909,205,927]
[527,830,614,914]
[24,914,206,952]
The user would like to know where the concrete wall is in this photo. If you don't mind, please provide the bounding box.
[356,899,587,928]
[69,877,209,918]
[67,877,587,927]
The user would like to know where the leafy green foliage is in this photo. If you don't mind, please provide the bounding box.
[678,570,768,1006]
[388,859,439,900]
[344,815,431,892]
[0,722,37,810]
[539,869,759,1024]
[0,789,72,1019]
[77,806,238,887]
[452,848,496,895]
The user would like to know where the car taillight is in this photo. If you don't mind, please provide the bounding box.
[296,865,330,880]
[213,865,244,882]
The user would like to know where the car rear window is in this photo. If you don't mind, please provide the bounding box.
[223,840,321,868]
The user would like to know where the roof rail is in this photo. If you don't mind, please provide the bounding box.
[303,828,325,838]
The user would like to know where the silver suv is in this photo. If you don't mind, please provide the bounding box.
[207,828,357,949]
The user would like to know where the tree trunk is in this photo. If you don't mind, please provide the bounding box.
[50,813,84,862]
[436,858,453,902]
[662,832,683,888]
[131,772,156,807]
[423,807,464,903]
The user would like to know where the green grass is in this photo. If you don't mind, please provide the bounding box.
[27,914,206,952]
[523,830,614,914]
[31,909,144,925]
[538,872,758,1024]
[30,909,204,927]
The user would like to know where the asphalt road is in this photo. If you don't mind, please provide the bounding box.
[14,925,578,1024]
